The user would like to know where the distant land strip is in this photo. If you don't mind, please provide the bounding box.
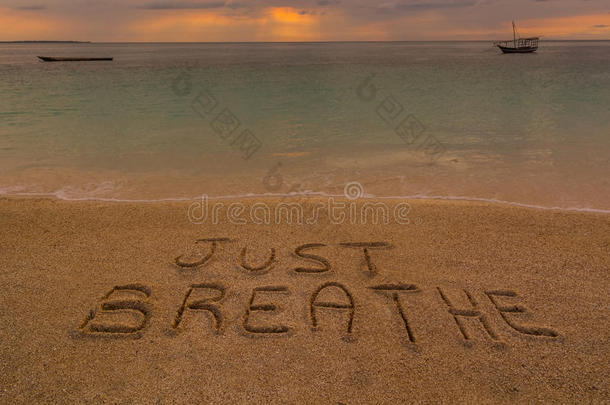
[0,41,91,43]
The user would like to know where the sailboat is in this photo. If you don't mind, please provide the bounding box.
[494,21,539,53]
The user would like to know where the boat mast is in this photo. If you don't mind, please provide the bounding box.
[513,20,516,48]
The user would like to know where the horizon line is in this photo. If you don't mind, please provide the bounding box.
[2,39,610,44]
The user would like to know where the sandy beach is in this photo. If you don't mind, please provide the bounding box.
[0,196,608,403]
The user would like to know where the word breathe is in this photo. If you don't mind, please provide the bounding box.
[77,239,560,345]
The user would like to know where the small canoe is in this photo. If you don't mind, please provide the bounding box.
[38,56,113,62]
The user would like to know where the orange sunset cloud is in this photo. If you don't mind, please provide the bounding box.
[0,8,67,40]
[126,6,326,42]
[518,14,610,39]
[264,7,322,41]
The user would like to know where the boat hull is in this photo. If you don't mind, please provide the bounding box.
[497,46,537,54]
[38,56,113,62]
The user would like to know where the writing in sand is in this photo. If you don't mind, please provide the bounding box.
[77,238,560,344]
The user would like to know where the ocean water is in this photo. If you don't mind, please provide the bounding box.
[0,41,609,210]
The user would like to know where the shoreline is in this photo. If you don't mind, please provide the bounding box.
[2,192,610,214]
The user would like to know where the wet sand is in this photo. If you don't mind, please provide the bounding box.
[0,197,608,403]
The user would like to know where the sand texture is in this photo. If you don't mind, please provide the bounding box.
[0,197,608,404]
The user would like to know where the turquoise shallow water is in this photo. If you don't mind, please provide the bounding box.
[0,41,609,210]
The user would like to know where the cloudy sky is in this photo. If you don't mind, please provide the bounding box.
[1,0,609,41]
